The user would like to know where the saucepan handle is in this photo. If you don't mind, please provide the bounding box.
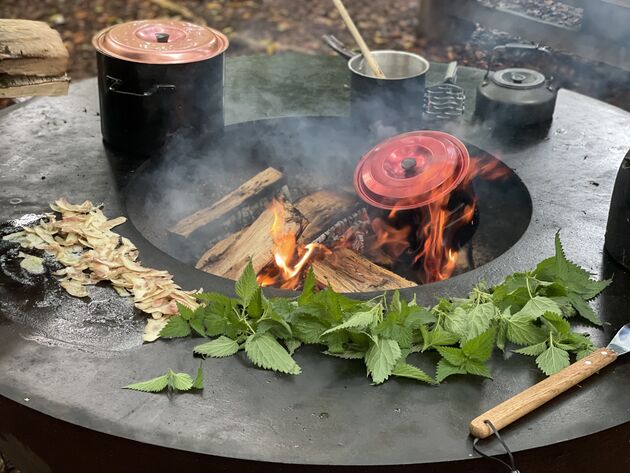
[322,34,355,60]
[469,348,617,439]
[106,75,176,97]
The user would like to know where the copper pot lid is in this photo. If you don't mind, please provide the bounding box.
[354,130,470,210]
[92,20,229,64]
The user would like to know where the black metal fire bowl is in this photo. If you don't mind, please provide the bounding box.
[1,56,630,472]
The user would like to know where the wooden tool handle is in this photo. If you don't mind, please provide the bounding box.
[469,348,618,439]
[332,0,386,79]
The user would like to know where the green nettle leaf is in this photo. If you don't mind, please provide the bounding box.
[506,310,544,346]
[169,370,194,391]
[436,359,467,383]
[124,366,203,393]
[292,315,329,344]
[373,317,413,349]
[244,333,302,375]
[463,359,493,379]
[324,350,365,360]
[536,345,570,376]
[567,292,602,326]
[405,306,436,328]
[443,306,469,338]
[513,341,548,357]
[541,311,571,335]
[365,337,402,384]
[463,303,496,341]
[462,328,496,362]
[321,304,381,336]
[285,338,302,355]
[247,287,265,318]
[196,292,235,305]
[521,296,562,319]
[298,268,316,306]
[322,331,348,353]
[159,315,191,339]
[192,364,204,390]
[436,346,466,366]
[577,347,596,360]
[235,261,259,307]
[124,374,169,393]
[189,316,206,337]
[194,336,240,357]
[421,326,459,351]
[392,362,437,385]
[177,303,195,321]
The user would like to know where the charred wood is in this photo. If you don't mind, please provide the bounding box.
[196,197,305,279]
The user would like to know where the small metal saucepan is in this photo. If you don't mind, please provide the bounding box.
[323,35,430,132]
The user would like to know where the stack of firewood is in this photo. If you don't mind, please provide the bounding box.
[169,167,417,293]
[0,19,70,98]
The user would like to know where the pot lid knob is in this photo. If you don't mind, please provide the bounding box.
[155,32,170,43]
[401,157,417,175]
[354,130,470,210]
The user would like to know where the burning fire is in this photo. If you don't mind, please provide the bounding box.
[257,156,510,289]
[256,199,328,289]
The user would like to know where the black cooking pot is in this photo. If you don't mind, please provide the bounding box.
[92,20,228,156]
[324,35,430,132]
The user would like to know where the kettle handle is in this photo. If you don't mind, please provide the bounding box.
[484,43,555,87]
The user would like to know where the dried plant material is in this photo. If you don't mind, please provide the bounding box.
[18,252,45,275]
[3,198,198,341]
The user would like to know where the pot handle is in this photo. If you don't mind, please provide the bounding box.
[484,43,555,86]
[105,76,176,97]
[322,35,355,60]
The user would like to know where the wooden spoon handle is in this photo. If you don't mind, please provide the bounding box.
[469,348,618,439]
[332,0,386,79]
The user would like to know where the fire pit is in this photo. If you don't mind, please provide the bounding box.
[1,56,630,472]
[125,122,531,294]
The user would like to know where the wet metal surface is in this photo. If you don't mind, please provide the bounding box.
[1,55,630,469]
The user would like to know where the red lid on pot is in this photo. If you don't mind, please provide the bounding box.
[354,131,470,210]
[92,19,228,64]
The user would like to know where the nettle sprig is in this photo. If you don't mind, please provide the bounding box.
[128,233,609,388]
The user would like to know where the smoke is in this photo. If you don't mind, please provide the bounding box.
[124,47,537,284]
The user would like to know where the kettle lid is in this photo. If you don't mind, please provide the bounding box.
[491,68,546,90]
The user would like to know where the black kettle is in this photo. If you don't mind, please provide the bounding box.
[476,43,557,128]
[605,151,630,270]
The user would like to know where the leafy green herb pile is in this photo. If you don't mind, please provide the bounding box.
[128,234,609,389]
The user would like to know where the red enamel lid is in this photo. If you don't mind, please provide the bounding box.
[354,131,470,210]
[92,19,228,64]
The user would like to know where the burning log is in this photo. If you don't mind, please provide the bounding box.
[295,190,360,242]
[196,197,305,279]
[169,167,286,239]
[312,248,415,293]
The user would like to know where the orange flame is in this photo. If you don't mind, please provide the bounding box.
[256,199,328,289]
[256,154,511,289]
